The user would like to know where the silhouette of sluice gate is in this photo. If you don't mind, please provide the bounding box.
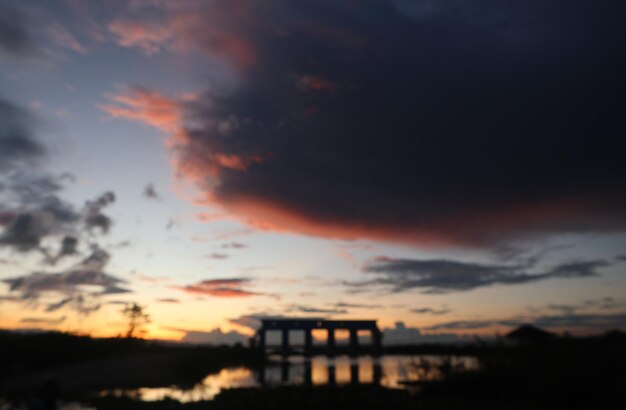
[257,358,384,387]
[253,319,383,357]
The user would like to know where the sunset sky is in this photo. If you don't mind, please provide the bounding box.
[1,0,626,343]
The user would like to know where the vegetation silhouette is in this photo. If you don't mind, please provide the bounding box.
[1,329,624,409]
[122,303,151,339]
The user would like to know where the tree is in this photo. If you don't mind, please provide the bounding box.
[122,303,151,338]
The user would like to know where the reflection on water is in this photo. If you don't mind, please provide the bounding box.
[101,368,257,403]
[100,355,478,403]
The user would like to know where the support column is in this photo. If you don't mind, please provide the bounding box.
[281,329,289,356]
[258,329,266,352]
[257,365,266,386]
[373,361,382,385]
[304,360,312,386]
[327,328,335,356]
[304,329,313,357]
[328,362,336,386]
[372,328,382,356]
[281,360,290,382]
[349,329,359,356]
[350,363,359,385]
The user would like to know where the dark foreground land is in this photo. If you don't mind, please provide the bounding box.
[2,330,626,409]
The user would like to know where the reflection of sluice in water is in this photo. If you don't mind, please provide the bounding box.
[97,355,479,403]
[257,357,383,386]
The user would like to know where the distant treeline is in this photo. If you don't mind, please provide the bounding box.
[2,328,624,372]
[0,330,262,376]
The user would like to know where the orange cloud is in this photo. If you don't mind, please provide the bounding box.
[108,19,172,56]
[101,88,264,186]
[107,2,256,69]
[175,278,264,298]
[196,192,596,248]
[100,88,183,133]
[200,193,457,247]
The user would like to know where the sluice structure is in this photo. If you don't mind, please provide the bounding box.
[253,319,383,357]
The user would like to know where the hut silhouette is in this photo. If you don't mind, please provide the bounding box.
[505,324,555,343]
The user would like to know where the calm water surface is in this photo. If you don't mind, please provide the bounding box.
[101,355,478,403]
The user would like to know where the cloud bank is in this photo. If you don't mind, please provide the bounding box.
[102,0,626,246]
[354,257,608,294]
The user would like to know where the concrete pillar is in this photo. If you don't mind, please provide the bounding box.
[281,360,290,382]
[350,362,359,385]
[281,329,289,356]
[304,359,312,386]
[304,329,313,357]
[349,329,359,356]
[328,363,336,386]
[372,328,382,356]
[373,361,382,385]
[257,365,266,386]
[258,329,266,352]
[327,328,335,351]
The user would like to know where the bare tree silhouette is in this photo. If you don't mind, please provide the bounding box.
[122,303,151,338]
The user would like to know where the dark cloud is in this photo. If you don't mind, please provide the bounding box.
[0,174,81,254]
[355,256,608,294]
[156,298,179,303]
[3,247,129,313]
[45,294,102,315]
[426,313,626,333]
[45,297,73,312]
[426,319,521,331]
[84,191,115,233]
[383,322,473,345]
[206,252,229,260]
[58,235,78,256]
[423,297,626,333]
[106,300,131,306]
[1,171,117,271]
[0,213,50,252]
[334,302,383,309]
[0,97,45,170]
[0,93,121,318]
[20,316,66,325]
[411,306,453,315]
[45,235,79,265]
[165,218,177,230]
[221,242,247,250]
[545,297,624,315]
[0,4,39,57]
[285,304,348,315]
[143,183,159,199]
[533,313,626,330]
[109,0,626,246]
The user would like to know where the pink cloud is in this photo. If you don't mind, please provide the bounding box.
[47,22,87,54]
[106,1,257,69]
[100,88,183,133]
[175,278,266,298]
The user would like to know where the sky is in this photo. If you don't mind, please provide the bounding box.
[1,0,626,344]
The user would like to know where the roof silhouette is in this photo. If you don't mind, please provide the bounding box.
[505,324,555,341]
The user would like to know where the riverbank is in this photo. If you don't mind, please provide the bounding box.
[2,330,625,409]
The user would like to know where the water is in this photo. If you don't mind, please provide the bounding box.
[100,355,478,403]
